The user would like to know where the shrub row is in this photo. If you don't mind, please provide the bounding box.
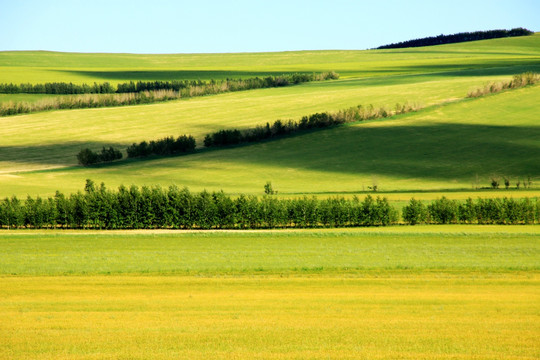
[402,197,539,225]
[0,72,338,95]
[0,182,397,229]
[0,72,338,117]
[0,82,115,94]
[203,102,420,147]
[126,135,196,158]
[0,90,183,116]
[467,72,539,98]
[377,28,533,49]
[77,147,123,166]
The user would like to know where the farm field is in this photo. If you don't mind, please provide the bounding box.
[0,227,538,359]
[2,83,539,197]
[1,35,539,198]
[1,32,540,360]
[1,34,539,84]
[1,226,538,275]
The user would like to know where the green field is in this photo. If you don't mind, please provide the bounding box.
[2,83,539,197]
[1,35,540,198]
[0,227,538,359]
[1,34,539,84]
[1,35,540,359]
[1,226,538,275]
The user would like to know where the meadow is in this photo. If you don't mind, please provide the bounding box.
[0,227,538,359]
[0,226,538,275]
[2,83,538,197]
[1,35,539,198]
[1,34,539,359]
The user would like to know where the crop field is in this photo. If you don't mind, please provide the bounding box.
[2,83,539,197]
[0,227,539,359]
[1,33,539,359]
[1,35,540,198]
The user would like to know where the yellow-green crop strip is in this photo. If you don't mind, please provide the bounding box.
[0,227,539,359]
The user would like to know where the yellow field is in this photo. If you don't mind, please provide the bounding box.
[1,274,538,360]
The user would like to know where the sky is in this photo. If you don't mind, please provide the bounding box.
[1,0,539,54]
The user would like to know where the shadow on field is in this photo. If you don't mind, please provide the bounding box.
[228,122,540,181]
[395,61,540,76]
[3,123,539,184]
[57,70,307,81]
[0,141,127,169]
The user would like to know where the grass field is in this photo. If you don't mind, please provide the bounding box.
[1,36,539,359]
[2,83,538,197]
[0,227,538,359]
[1,35,539,198]
[1,226,538,275]
[1,34,539,84]
[0,74,516,173]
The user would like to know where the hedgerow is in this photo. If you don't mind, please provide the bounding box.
[203,102,420,147]
[0,181,397,229]
[0,72,339,116]
[77,147,123,166]
[0,182,537,229]
[402,196,539,225]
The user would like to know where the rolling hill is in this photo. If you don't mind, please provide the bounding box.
[0,34,539,197]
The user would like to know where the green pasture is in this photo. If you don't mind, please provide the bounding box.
[0,226,537,275]
[0,73,524,173]
[1,34,539,84]
[2,83,538,197]
[1,36,539,360]
[0,35,539,197]
[1,227,539,359]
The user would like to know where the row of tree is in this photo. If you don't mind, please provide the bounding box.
[76,101,419,167]
[203,102,419,147]
[126,135,196,158]
[0,181,397,229]
[0,90,181,116]
[377,28,533,49]
[0,182,538,229]
[77,147,123,166]
[0,72,339,95]
[0,73,339,117]
[403,197,539,225]
[0,82,115,94]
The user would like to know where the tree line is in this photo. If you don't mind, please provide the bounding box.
[0,72,339,95]
[203,102,420,147]
[0,72,339,117]
[76,102,419,166]
[0,181,397,229]
[0,181,537,229]
[126,135,196,158]
[403,197,539,225]
[77,135,196,166]
[377,28,533,49]
[77,147,123,166]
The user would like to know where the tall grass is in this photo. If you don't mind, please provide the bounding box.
[467,72,539,98]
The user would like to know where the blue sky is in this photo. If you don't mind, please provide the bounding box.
[1,0,538,53]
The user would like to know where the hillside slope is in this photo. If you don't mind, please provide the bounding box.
[1,34,539,83]
[2,84,538,197]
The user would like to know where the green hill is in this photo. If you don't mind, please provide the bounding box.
[0,35,539,197]
[2,83,538,197]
